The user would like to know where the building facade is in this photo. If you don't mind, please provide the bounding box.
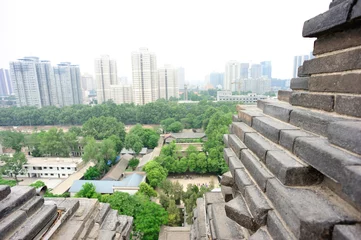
[0,68,12,96]
[260,61,272,79]
[81,73,96,91]
[250,64,262,79]
[241,78,271,94]
[240,63,249,79]
[293,55,310,78]
[110,84,134,104]
[217,90,267,104]
[95,55,118,103]
[210,72,224,89]
[132,48,158,105]
[176,67,185,89]
[225,61,241,91]
[158,65,179,100]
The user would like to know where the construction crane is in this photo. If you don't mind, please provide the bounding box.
[231,78,242,95]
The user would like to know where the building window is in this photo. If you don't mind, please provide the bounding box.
[67,167,71,170]
[61,167,64,169]
[50,173,54,176]
[62,174,66,176]
[50,167,53,169]
[43,167,47,169]
[45,173,48,176]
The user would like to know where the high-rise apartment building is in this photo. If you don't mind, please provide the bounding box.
[176,67,185,89]
[225,61,241,91]
[9,58,42,107]
[132,48,158,105]
[210,72,224,89]
[240,63,249,79]
[95,55,118,103]
[158,65,179,100]
[250,64,262,79]
[260,61,272,79]
[81,73,96,91]
[0,68,12,96]
[293,54,310,78]
[110,84,133,104]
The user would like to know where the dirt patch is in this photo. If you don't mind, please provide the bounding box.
[167,174,219,191]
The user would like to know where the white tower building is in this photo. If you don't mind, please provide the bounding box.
[95,55,118,104]
[225,61,241,91]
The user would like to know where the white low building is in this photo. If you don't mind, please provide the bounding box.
[217,91,267,104]
[17,157,83,179]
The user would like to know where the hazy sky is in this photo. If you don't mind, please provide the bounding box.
[0,0,330,83]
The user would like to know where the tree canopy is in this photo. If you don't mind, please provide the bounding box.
[0,152,27,183]
[82,116,126,141]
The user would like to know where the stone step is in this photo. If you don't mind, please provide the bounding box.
[294,137,361,207]
[231,122,256,142]
[221,185,233,202]
[332,224,361,240]
[225,196,257,231]
[0,186,36,220]
[328,121,361,156]
[252,116,299,144]
[238,109,265,126]
[0,210,27,239]
[228,134,247,158]
[267,211,296,240]
[266,178,361,240]
[195,198,207,239]
[249,226,273,240]
[9,204,58,240]
[20,196,44,216]
[78,204,100,239]
[220,171,234,187]
[223,148,236,165]
[95,203,111,224]
[100,209,120,231]
[0,185,10,201]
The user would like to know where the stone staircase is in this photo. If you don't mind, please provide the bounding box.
[0,185,133,240]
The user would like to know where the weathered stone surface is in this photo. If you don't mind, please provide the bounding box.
[238,110,265,126]
[302,0,354,37]
[205,192,224,205]
[314,23,361,55]
[297,66,310,77]
[212,203,246,240]
[291,92,334,112]
[95,203,111,224]
[234,168,254,195]
[221,185,233,202]
[279,129,315,152]
[228,134,247,158]
[229,156,245,177]
[244,185,272,227]
[309,74,361,94]
[266,178,361,240]
[0,186,36,220]
[278,90,292,103]
[335,95,361,117]
[196,198,207,238]
[244,133,279,162]
[329,0,348,9]
[223,134,229,147]
[9,204,57,240]
[20,196,44,216]
[0,186,10,201]
[257,100,271,111]
[231,122,256,142]
[333,224,361,240]
[290,108,347,136]
[101,209,119,231]
[241,150,274,192]
[225,196,257,231]
[0,210,27,238]
[267,211,296,240]
[252,117,298,143]
[303,48,361,74]
[294,137,361,184]
[328,121,361,155]
[233,114,241,122]
[263,103,294,123]
[73,199,99,222]
[266,150,322,186]
[351,0,361,19]
[223,148,236,164]
[98,230,115,240]
[249,227,272,240]
[343,166,361,207]
[290,77,309,90]
[220,171,234,187]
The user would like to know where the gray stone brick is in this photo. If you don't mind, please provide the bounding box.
[266,151,322,186]
[291,92,334,112]
[229,156,245,177]
[263,103,294,123]
[221,185,233,202]
[205,192,224,205]
[225,196,257,231]
[220,171,234,187]
[333,224,361,240]
[290,77,309,90]
[223,134,229,147]
[231,122,256,142]
[233,114,241,122]
[234,168,254,195]
[228,134,247,158]
[0,210,27,239]
[223,148,235,164]
[241,149,274,192]
[335,95,361,117]
[309,73,361,94]
[252,117,298,143]
[302,48,361,74]
[0,186,10,201]
[294,137,361,184]
[267,211,295,240]
[238,110,265,126]
[343,166,361,208]
[266,178,361,240]
[244,133,279,162]
[20,196,44,216]
[95,203,111,224]
[244,185,272,227]
[328,121,361,155]
[249,226,272,240]
[302,0,353,37]
[290,108,347,136]
[277,90,292,103]
[279,129,315,152]
[196,198,207,238]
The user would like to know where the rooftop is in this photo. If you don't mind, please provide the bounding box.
[25,157,82,166]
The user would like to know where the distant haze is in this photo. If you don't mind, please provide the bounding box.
[0,0,330,83]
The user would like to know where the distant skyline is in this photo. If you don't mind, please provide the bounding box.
[0,0,330,83]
